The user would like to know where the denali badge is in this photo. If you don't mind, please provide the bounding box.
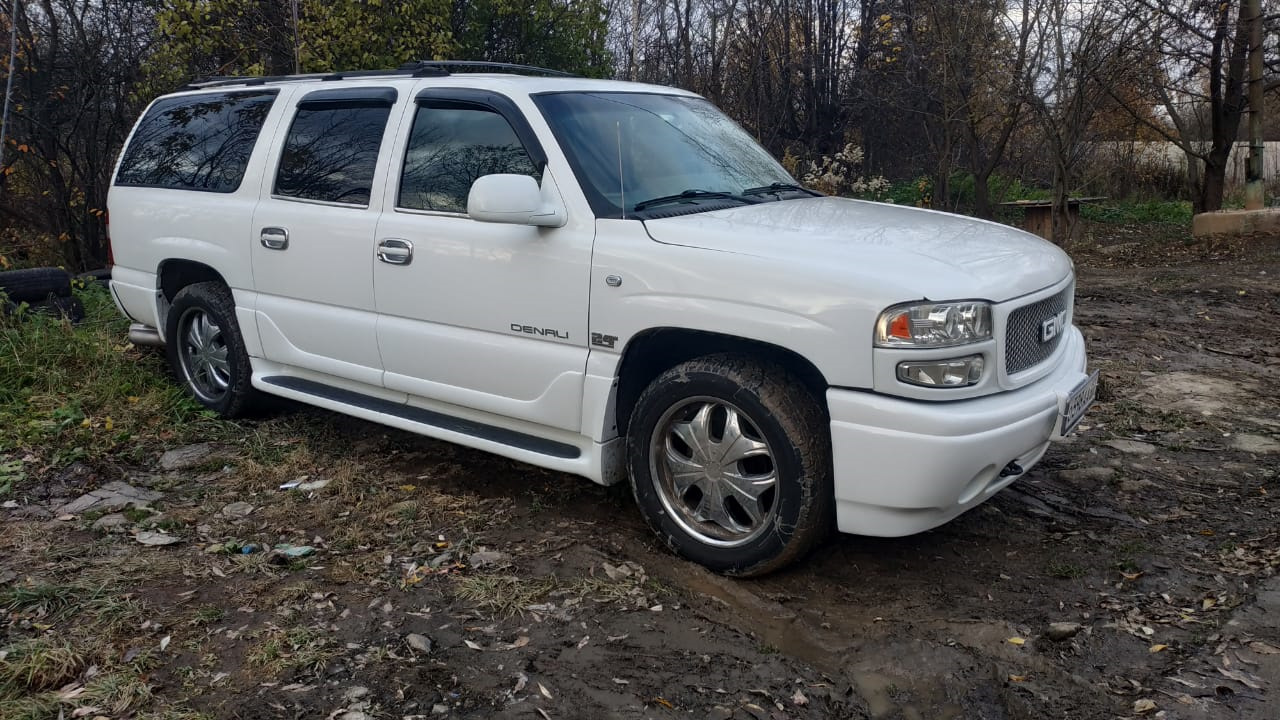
[1039,310,1067,343]
[511,324,568,340]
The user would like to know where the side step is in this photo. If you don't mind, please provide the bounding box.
[260,375,581,460]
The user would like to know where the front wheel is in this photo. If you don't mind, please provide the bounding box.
[165,282,258,418]
[627,354,833,576]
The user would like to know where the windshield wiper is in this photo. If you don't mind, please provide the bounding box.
[741,182,823,197]
[632,189,760,212]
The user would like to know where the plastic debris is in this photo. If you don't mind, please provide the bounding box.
[134,531,181,546]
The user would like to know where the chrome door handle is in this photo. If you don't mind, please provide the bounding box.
[377,238,413,266]
[260,227,289,250]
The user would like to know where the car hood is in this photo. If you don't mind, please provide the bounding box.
[641,197,1072,303]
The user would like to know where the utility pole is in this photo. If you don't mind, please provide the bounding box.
[1245,0,1264,210]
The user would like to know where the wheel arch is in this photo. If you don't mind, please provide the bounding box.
[612,327,830,438]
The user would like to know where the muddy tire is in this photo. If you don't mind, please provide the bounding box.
[165,282,259,418]
[0,267,72,303]
[627,354,833,576]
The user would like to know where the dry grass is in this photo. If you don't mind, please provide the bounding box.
[453,574,558,616]
[246,625,339,675]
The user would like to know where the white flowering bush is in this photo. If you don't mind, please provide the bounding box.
[801,143,891,201]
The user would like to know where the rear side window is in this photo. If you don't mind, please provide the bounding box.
[273,101,393,206]
[398,106,540,213]
[115,90,277,192]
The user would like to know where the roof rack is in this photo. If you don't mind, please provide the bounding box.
[184,60,576,90]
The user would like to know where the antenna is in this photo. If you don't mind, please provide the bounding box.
[617,121,625,219]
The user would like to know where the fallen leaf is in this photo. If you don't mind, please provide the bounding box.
[1133,698,1157,714]
[495,636,530,651]
[159,635,171,651]
[1121,571,1143,580]
[135,532,181,546]
[1150,644,1168,653]
[1248,641,1280,655]
[1008,675,1028,683]
[654,697,674,708]
[1007,637,1026,646]
[463,640,483,651]
[791,689,809,706]
[538,682,552,699]
[576,636,589,649]
[1203,598,1217,611]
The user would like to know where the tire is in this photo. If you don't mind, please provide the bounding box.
[164,282,259,418]
[77,268,112,288]
[0,267,72,303]
[627,354,833,576]
[28,296,85,323]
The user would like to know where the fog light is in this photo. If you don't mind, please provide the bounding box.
[896,355,984,387]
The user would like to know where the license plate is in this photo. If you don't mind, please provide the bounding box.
[1055,370,1099,439]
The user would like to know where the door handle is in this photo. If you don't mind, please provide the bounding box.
[377,238,414,266]
[260,227,289,250]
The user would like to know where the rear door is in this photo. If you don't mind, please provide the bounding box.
[372,88,593,431]
[250,87,405,386]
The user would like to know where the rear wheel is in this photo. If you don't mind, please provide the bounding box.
[627,354,833,576]
[165,282,258,417]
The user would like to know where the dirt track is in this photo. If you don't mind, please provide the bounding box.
[2,229,1279,720]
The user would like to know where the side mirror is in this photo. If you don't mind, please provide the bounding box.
[467,174,566,228]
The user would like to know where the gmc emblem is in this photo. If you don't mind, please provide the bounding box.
[1039,310,1067,343]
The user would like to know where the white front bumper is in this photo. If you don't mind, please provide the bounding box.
[828,326,1089,537]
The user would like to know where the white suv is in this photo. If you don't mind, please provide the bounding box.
[107,62,1097,576]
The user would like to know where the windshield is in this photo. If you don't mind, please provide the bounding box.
[533,92,797,218]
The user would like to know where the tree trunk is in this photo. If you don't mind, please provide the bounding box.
[973,169,993,219]
[1198,157,1227,213]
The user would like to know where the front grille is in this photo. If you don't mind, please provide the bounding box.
[1004,287,1071,374]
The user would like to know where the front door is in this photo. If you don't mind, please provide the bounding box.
[251,87,404,387]
[373,90,592,431]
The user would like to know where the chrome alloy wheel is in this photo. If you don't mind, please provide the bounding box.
[176,307,231,403]
[649,397,779,547]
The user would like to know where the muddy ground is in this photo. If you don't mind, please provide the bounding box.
[3,226,1279,720]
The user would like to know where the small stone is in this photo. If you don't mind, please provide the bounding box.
[1104,440,1157,455]
[220,501,255,518]
[467,550,510,568]
[158,442,227,471]
[431,704,449,715]
[1046,622,1083,641]
[405,633,433,655]
[92,513,130,531]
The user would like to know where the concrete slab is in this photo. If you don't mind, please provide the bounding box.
[1192,207,1280,237]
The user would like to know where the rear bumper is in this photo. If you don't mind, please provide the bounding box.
[109,266,160,333]
[827,327,1089,536]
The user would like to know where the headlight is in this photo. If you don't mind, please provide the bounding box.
[875,300,992,348]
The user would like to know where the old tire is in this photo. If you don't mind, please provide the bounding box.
[165,282,258,418]
[28,296,85,323]
[0,267,72,303]
[627,354,833,576]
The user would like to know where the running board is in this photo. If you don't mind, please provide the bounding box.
[259,375,581,460]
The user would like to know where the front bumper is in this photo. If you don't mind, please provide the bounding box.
[827,326,1089,536]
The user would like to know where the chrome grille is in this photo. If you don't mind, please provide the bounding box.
[1005,287,1071,374]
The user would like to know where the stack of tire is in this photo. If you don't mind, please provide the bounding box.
[0,267,86,324]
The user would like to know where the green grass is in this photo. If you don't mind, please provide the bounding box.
[0,283,235,488]
[1080,199,1193,225]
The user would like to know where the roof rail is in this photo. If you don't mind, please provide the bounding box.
[183,60,575,91]
[405,60,578,77]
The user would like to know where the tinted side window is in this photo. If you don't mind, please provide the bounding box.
[273,105,391,205]
[399,107,540,213]
[115,90,277,192]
